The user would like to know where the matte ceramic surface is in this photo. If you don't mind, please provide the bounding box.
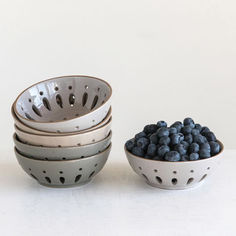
[125,141,224,190]
[13,131,112,160]
[14,144,111,187]
[14,75,112,132]
[15,117,112,147]
[12,104,112,136]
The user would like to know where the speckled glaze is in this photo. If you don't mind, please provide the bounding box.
[14,75,112,133]
[125,141,224,190]
[15,117,112,147]
[14,144,111,187]
[13,131,112,160]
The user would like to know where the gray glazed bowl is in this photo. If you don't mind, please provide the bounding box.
[15,144,111,188]
[125,141,224,190]
[13,131,112,160]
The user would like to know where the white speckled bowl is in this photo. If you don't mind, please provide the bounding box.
[13,75,112,133]
[125,141,224,190]
[15,117,112,147]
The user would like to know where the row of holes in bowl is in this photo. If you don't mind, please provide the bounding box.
[25,92,104,120]
[141,173,208,186]
[139,166,211,173]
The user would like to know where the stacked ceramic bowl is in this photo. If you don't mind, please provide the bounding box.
[12,75,112,187]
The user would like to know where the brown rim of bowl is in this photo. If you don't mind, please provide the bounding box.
[11,103,112,135]
[13,75,112,124]
[15,116,112,137]
[124,140,224,163]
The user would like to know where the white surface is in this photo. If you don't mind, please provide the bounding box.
[1,0,236,235]
[0,148,235,236]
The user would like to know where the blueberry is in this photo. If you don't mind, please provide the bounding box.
[174,144,187,155]
[157,145,170,157]
[189,143,200,153]
[201,126,210,135]
[147,144,157,157]
[144,155,152,159]
[183,118,195,128]
[178,133,184,142]
[191,128,200,136]
[170,134,181,145]
[156,121,167,129]
[149,134,159,144]
[169,127,177,135]
[200,143,211,152]
[159,136,171,145]
[209,141,221,155]
[181,125,192,135]
[181,154,189,161]
[132,147,145,157]
[153,155,164,161]
[170,121,183,132]
[189,153,199,161]
[184,134,193,144]
[195,123,202,131]
[193,134,207,145]
[156,127,169,138]
[165,151,181,162]
[143,124,158,134]
[135,131,146,140]
[199,149,211,159]
[125,139,135,151]
[136,137,149,150]
[180,141,189,149]
[203,131,217,142]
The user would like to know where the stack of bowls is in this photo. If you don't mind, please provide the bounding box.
[12,75,112,187]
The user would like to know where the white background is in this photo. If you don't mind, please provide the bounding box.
[0,1,236,235]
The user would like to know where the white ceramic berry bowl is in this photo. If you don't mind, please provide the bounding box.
[13,75,112,133]
[14,144,111,188]
[15,117,112,147]
[12,103,112,136]
[125,141,224,190]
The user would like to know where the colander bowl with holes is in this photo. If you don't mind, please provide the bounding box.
[12,103,112,136]
[14,144,111,187]
[13,75,112,133]
[13,131,112,161]
[125,141,224,190]
[15,117,112,147]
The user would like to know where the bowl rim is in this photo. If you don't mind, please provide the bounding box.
[13,75,112,124]
[124,140,224,163]
[15,116,112,138]
[13,130,112,150]
[14,143,112,163]
[11,102,112,135]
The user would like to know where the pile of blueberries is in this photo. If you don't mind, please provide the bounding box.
[125,118,221,161]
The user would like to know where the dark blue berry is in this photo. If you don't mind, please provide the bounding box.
[191,128,200,136]
[170,134,181,145]
[193,134,207,145]
[159,136,171,145]
[179,133,184,142]
[153,156,164,161]
[209,141,221,155]
[165,151,181,162]
[189,153,199,161]
[174,144,187,155]
[147,144,157,157]
[189,143,199,153]
[149,134,158,144]
[201,126,210,135]
[156,127,169,138]
[203,131,217,142]
[199,149,211,159]
[143,124,158,134]
[156,121,167,129]
[195,123,202,131]
[184,134,193,144]
[135,131,146,140]
[136,137,149,150]
[132,147,145,157]
[180,141,189,149]
[170,121,183,132]
[157,145,170,157]
[169,127,177,135]
[181,154,189,161]
[181,125,192,135]
[125,139,135,151]
[200,143,211,152]
[183,118,195,128]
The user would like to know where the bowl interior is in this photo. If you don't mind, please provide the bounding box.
[15,76,111,123]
